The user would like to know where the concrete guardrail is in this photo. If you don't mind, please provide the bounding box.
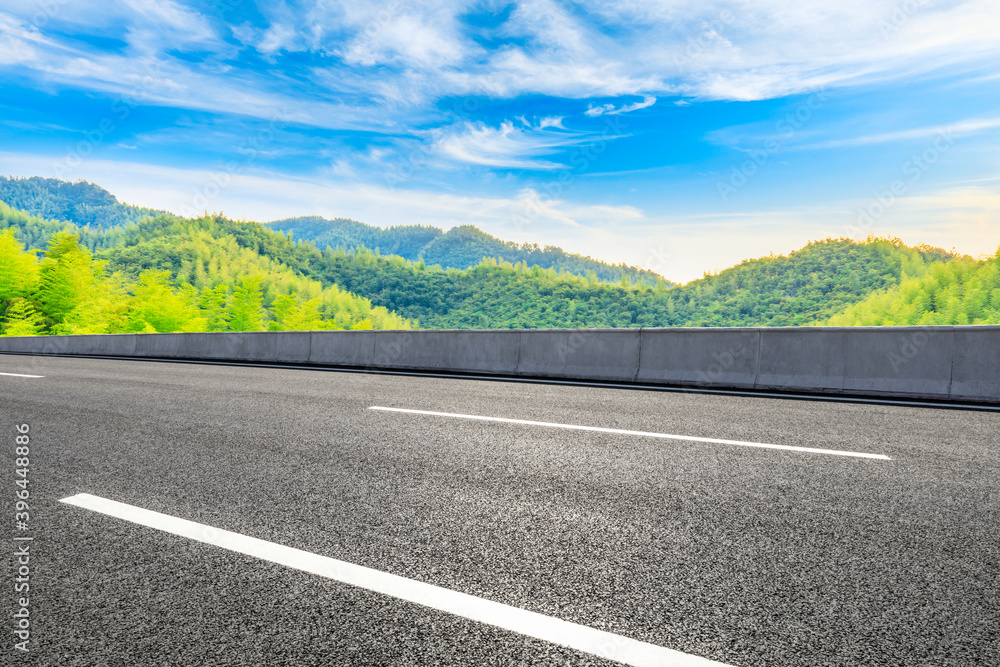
[1,326,997,404]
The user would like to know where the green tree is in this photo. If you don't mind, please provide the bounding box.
[228,275,266,331]
[0,229,39,302]
[827,248,1000,326]
[124,270,207,333]
[199,284,230,332]
[2,298,43,336]
[35,232,102,323]
[268,293,326,331]
[54,273,130,335]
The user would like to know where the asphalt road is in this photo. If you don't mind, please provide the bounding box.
[2,354,998,666]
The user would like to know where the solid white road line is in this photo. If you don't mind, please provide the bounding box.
[60,493,731,667]
[0,372,43,378]
[370,406,891,460]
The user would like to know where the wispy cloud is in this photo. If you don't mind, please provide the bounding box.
[802,117,1000,149]
[431,119,592,169]
[117,0,218,51]
[585,96,657,117]
[4,0,999,126]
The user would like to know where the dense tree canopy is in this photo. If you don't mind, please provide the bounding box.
[0,222,412,336]
[307,237,964,329]
[0,176,164,230]
[828,249,1000,325]
[1,200,128,253]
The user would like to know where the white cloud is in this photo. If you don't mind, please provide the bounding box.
[444,48,662,99]
[7,0,998,134]
[0,35,390,132]
[342,14,467,68]
[585,96,657,116]
[3,0,1000,128]
[256,22,298,56]
[0,10,63,62]
[614,95,656,114]
[585,104,614,117]
[0,31,34,65]
[118,0,216,46]
[304,1,470,69]
[502,0,593,57]
[802,117,1000,150]
[431,119,593,170]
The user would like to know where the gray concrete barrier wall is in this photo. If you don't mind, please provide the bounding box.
[841,327,954,399]
[638,328,760,389]
[134,331,312,364]
[757,328,845,393]
[372,330,521,374]
[1,326,997,404]
[756,327,961,400]
[0,333,138,357]
[310,331,375,368]
[517,329,640,382]
[950,327,1000,402]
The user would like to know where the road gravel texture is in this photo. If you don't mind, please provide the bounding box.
[2,355,998,666]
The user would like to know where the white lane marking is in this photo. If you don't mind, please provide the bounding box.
[370,406,891,461]
[0,372,44,378]
[60,493,731,667]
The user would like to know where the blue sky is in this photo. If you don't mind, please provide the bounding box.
[1,0,998,281]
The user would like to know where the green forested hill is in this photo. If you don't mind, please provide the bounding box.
[267,216,671,286]
[0,176,165,230]
[670,238,956,327]
[309,237,958,328]
[47,212,986,329]
[828,250,1000,325]
[102,214,963,328]
[315,252,674,329]
[94,214,677,328]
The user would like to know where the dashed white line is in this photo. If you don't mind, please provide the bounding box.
[60,493,731,667]
[0,372,44,378]
[370,406,891,460]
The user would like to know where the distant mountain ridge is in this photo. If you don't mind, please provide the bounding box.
[0,175,671,287]
[264,215,439,261]
[0,176,166,230]
[266,216,671,286]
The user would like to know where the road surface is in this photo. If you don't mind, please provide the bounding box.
[2,354,998,666]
